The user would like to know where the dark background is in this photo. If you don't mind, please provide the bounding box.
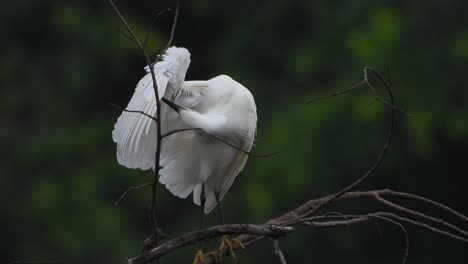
[2,0,468,263]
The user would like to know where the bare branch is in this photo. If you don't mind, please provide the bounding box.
[306,80,367,104]
[298,67,396,219]
[153,1,180,63]
[107,0,169,250]
[373,193,468,238]
[384,190,468,224]
[202,188,468,263]
[370,214,409,264]
[115,182,153,206]
[127,224,294,264]
[304,217,370,228]
[379,212,468,244]
[118,29,138,45]
[273,239,287,264]
[144,8,172,50]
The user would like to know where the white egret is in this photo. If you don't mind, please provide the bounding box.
[113,46,256,262]
[112,45,257,218]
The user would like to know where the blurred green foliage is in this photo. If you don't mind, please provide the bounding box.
[2,0,467,263]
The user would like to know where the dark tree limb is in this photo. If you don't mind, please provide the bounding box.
[127,225,294,264]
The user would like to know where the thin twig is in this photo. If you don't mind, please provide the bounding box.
[153,1,180,63]
[369,214,409,264]
[273,239,287,264]
[300,67,396,219]
[109,103,158,122]
[115,182,153,206]
[305,217,370,228]
[374,193,468,238]
[306,80,367,104]
[148,1,180,250]
[300,211,468,244]
[108,0,167,250]
[144,8,172,50]
[384,190,468,224]
[118,29,138,45]
[162,128,279,158]
[377,212,468,244]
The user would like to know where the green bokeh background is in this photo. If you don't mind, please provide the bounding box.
[2,0,467,263]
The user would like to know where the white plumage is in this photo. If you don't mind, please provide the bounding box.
[112,47,257,213]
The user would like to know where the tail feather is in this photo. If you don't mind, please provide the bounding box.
[159,138,202,199]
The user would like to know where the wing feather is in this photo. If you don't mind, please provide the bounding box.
[113,47,191,170]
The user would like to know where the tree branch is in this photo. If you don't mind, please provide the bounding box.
[298,67,395,219]
[108,0,181,251]
[127,224,294,264]
[373,192,468,238]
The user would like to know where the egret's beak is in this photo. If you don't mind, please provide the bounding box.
[162,97,186,113]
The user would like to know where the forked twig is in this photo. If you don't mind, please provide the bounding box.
[153,1,180,63]
[299,67,396,219]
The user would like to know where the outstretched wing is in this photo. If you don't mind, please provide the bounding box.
[112,47,191,170]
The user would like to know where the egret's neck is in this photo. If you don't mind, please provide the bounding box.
[179,111,226,134]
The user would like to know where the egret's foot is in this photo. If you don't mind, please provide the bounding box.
[192,250,219,264]
[192,250,205,264]
[218,235,245,263]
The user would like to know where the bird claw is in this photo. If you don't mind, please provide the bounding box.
[218,235,245,263]
[192,250,219,264]
[192,250,206,264]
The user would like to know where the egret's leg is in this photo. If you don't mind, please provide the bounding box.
[198,184,206,247]
[193,185,220,264]
[214,191,244,263]
[214,191,225,225]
